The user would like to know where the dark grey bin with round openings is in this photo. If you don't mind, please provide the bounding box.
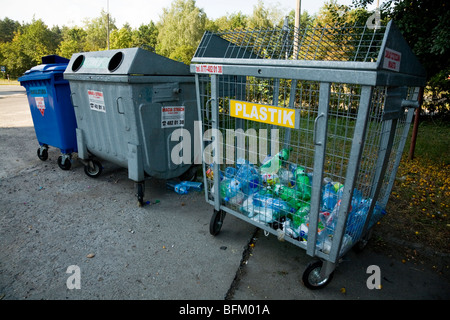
[64,48,199,205]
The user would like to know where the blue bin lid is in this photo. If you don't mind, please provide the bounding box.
[19,55,69,82]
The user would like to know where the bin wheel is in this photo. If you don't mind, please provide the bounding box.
[136,182,145,207]
[179,165,198,182]
[210,209,226,236]
[353,229,373,253]
[84,160,102,178]
[302,260,334,290]
[37,147,48,161]
[57,156,71,170]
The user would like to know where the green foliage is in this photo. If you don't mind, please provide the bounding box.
[0,18,20,43]
[1,0,448,116]
[156,0,207,63]
[353,0,450,116]
[57,27,87,59]
[83,9,117,51]
[0,19,58,78]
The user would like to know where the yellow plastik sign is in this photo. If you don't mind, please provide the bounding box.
[230,99,299,129]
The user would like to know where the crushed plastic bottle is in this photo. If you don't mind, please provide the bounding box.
[236,163,260,196]
[279,167,295,187]
[166,180,203,194]
[260,148,292,174]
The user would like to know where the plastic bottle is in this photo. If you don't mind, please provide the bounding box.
[219,178,241,202]
[290,202,310,229]
[166,180,203,194]
[322,182,337,211]
[295,166,311,201]
[260,148,292,174]
[252,193,292,217]
[225,167,237,178]
[179,181,203,192]
[273,184,310,210]
[236,163,260,195]
[241,195,257,218]
[279,167,295,187]
[205,164,224,181]
[166,180,188,194]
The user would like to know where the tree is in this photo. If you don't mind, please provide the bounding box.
[110,23,133,49]
[156,0,207,64]
[214,12,249,31]
[0,19,60,77]
[248,0,275,29]
[83,10,117,51]
[57,27,87,58]
[353,0,450,115]
[0,18,20,43]
[132,22,159,50]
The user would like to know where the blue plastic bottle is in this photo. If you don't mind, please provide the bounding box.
[322,182,337,211]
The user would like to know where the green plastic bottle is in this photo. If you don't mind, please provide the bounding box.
[290,202,310,229]
[295,166,311,201]
[260,148,292,174]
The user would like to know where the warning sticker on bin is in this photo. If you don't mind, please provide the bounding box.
[230,99,299,129]
[88,90,106,113]
[35,97,45,116]
[161,106,185,128]
[383,47,401,72]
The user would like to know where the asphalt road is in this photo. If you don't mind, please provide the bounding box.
[0,85,448,307]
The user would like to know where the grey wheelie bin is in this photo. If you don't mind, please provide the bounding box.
[64,48,199,206]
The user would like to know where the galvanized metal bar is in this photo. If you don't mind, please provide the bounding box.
[195,74,210,204]
[328,85,373,263]
[307,82,330,258]
[283,79,298,149]
[381,106,415,207]
[211,74,221,211]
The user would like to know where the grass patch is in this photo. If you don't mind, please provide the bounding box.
[0,78,20,85]
[378,117,450,258]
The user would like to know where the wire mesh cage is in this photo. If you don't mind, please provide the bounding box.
[191,20,426,289]
[194,22,387,62]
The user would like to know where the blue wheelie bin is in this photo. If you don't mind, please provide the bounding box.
[19,55,78,170]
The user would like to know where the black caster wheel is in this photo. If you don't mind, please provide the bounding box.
[302,260,334,290]
[136,182,145,207]
[353,229,373,253]
[210,209,226,236]
[179,164,199,182]
[84,159,102,178]
[57,155,72,170]
[37,147,48,161]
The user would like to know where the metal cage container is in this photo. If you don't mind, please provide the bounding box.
[191,20,426,289]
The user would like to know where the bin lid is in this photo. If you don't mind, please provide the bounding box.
[19,55,69,82]
[64,47,191,77]
[191,20,426,86]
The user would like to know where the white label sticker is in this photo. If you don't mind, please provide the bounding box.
[383,47,401,72]
[88,90,106,113]
[35,97,45,116]
[161,106,185,128]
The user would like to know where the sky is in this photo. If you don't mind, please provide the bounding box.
[0,0,378,29]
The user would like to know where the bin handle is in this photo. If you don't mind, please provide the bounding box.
[117,97,125,114]
[205,98,214,121]
[313,113,325,146]
[70,92,77,107]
